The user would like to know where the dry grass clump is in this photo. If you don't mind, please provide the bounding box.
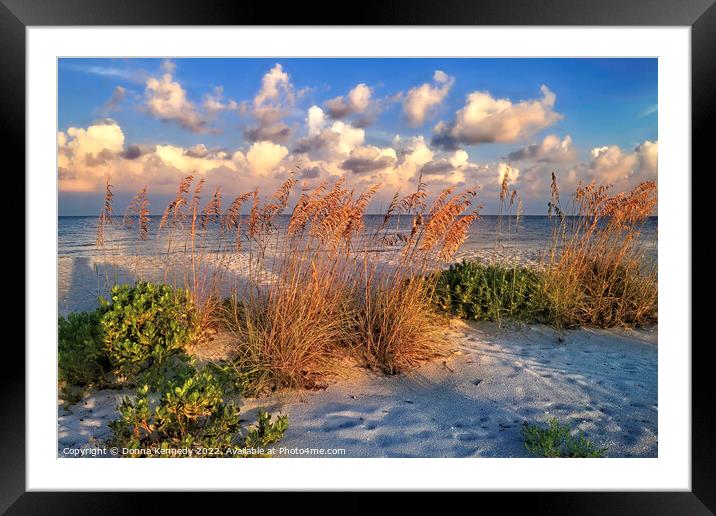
[219,273,351,395]
[213,176,479,386]
[217,178,359,394]
[544,174,657,328]
[352,182,478,373]
[354,276,446,374]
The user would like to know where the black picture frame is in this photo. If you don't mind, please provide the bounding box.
[3,0,709,513]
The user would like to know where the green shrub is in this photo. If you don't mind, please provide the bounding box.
[58,307,109,387]
[206,360,250,396]
[109,371,288,457]
[436,259,655,330]
[58,282,203,396]
[137,352,197,391]
[110,371,240,456]
[101,282,201,381]
[522,418,607,458]
[244,410,289,449]
[435,261,547,324]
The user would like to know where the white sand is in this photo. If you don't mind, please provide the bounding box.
[58,255,254,316]
[58,319,657,458]
[58,389,133,456]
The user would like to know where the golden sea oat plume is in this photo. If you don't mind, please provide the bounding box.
[124,186,151,241]
[201,188,222,230]
[95,175,114,247]
[159,174,194,230]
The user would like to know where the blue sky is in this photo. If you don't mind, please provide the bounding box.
[58,58,657,215]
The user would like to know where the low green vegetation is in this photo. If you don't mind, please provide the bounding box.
[244,409,290,450]
[435,261,548,325]
[59,281,289,456]
[101,282,201,382]
[58,281,201,391]
[58,307,110,387]
[109,370,288,457]
[522,418,607,458]
[435,258,656,330]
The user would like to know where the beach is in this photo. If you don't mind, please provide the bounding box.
[57,211,658,458]
[59,318,656,458]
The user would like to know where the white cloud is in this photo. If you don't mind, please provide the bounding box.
[58,119,244,193]
[507,134,577,163]
[160,59,176,74]
[144,64,207,132]
[246,64,296,143]
[294,120,365,162]
[58,119,486,204]
[639,104,658,119]
[58,110,657,220]
[432,85,562,149]
[184,144,209,158]
[306,106,326,136]
[403,70,454,126]
[137,61,242,133]
[635,140,658,172]
[202,86,239,116]
[348,83,372,113]
[584,140,658,186]
[416,146,517,189]
[58,119,126,190]
[244,124,292,144]
[246,141,289,177]
[388,136,434,186]
[254,63,293,109]
[66,63,148,84]
[64,119,125,157]
[325,83,373,119]
[340,145,397,175]
[497,162,520,186]
[518,139,658,202]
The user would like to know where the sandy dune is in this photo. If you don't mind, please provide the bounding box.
[58,320,657,458]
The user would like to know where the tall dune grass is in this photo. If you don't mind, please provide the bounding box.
[434,172,657,330]
[95,169,656,395]
[543,173,657,328]
[104,174,479,394]
[353,182,478,373]
[218,178,359,393]
[220,177,478,389]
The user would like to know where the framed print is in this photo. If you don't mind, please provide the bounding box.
[3,0,712,512]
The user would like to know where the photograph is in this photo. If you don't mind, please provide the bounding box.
[0,0,709,504]
[56,57,659,459]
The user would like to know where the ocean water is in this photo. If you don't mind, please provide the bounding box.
[58,214,658,261]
